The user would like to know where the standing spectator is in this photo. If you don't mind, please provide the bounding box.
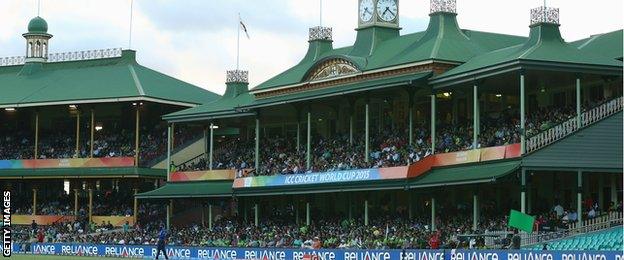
[156,225,169,260]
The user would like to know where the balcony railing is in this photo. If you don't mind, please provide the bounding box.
[526,96,623,153]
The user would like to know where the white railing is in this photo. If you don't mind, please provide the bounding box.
[0,48,122,67]
[526,96,623,153]
[522,211,623,246]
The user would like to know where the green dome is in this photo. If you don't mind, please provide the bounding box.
[27,16,48,34]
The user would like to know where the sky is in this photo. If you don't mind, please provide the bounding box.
[0,0,621,95]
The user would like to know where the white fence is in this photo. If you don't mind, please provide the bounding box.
[526,96,623,153]
[0,47,122,66]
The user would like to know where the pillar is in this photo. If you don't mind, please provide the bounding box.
[576,77,582,126]
[34,112,39,159]
[473,84,479,149]
[208,204,213,230]
[364,101,370,163]
[32,189,37,215]
[598,175,604,212]
[88,189,93,224]
[75,112,80,156]
[133,188,138,225]
[577,170,583,224]
[134,106,140,166]
[89,109,94,158]
[296,121,301,152]
[431,197,436,231]
[431,95,436,154]
[74,189,79,216]
[408,192,413,220]
[473,193,479,231]
[520,74,526,154]
[203,127,208,168]
[254,203,259,227]
[306,110,311,169]
[295,201,300,225]
[255,117,260,171]
[349,110,354,145]
[611,175,617,205]
[521,168,526,213]
[166,200,172,229]
[166,124,172,181]
[209,123,214,170]
[364,200,369,226]
[306,202,311,226]
[408,94,414,146]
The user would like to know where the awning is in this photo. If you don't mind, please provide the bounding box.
[136,181,233,199]
[409,159,521,188]
[233,179,409,197]
[0,167,166,179]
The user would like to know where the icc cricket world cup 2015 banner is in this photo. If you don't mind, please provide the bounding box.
[234,167,408,188]
[12,243,624,260]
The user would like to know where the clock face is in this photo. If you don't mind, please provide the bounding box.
[376,0,398,22]
[359,0,374,23]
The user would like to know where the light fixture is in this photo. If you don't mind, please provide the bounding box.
[132,102,137,106]
[210,125,219,129]
[95,125,103,131]
[443,92,451,97]
[495,94,502,98]
[69,105,77,109]
[540,86,546,93]
[4,108,15,112]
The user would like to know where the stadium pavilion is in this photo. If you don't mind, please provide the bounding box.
[0,15,219,226]
[136,0,623,233]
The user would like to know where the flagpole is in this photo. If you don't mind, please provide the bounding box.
[237,13,241,70]
[129,0,134,49]
[319,0,323,27]
[37,0,41,16]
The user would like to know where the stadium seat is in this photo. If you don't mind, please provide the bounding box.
[524,226,623,251]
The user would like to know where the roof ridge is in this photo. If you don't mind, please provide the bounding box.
[128,64,146,96]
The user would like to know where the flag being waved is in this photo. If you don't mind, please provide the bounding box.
[239,17,250,39]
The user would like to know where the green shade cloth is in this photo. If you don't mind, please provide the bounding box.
[409,160,520,188]
[509,209,535,233]
[0,167,165,179]
[136,180,233,199]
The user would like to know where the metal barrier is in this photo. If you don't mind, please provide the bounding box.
[526,96,623,153]
[522,211,623,246]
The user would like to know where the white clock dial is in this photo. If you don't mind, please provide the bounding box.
[359,0,374,23]
[376,0,398,22]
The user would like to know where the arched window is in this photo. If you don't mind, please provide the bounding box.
[306,58,359,81]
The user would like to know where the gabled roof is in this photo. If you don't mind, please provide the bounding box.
[253,13,526,92]
[163,81,255,122]
[431,24,623,86]
[0,50,220,108]
[571,30,623,60]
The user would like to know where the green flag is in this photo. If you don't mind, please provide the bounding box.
[508,209,535,233]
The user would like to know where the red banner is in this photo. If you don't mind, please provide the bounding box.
[170,169,238,182]
[13,215,76,225]
[0,157,134,169]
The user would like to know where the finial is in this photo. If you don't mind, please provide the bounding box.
[309,26,332,41]
[430,0,456,14]
[530,6,559,26]
[226,70,248,84]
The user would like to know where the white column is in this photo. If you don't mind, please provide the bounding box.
[473,84,479,149]
[364,200,369,226]
[306,202,311,226]
[166,124,172,181]
[431,95,436,154]
[306,110,312,169]
[576,78,581,126]
[577,171,583,225]
[209,123,214,170]
[254,203,259,227]
[208,204,213,230]
[521,168,526,213]
[473,193,479,231]
[255,117,260,171]
[365,102,370,163]
[431,197,436,231]
[520,74,526,154]
[611,175,618,205]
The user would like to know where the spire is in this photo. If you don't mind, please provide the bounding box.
[23,16,52,63]
[224,70,249,98]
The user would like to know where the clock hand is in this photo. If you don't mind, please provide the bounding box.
[388,9,396,16]
[383,7,389,16]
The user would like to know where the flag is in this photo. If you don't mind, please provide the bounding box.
[508,209,535,233]
[239,19,250,39]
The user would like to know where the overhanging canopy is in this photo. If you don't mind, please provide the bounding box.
[0,167,166,179]
[409,159,521,188]
[136,181,233,199]
[233,179,409,197]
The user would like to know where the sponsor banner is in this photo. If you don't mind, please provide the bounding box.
[434,149,481,166]
[91,216,134,227]
[0,157,134,170]
[171,169,237,182]
[505,143,522,159]
[11,243,624,260]
[234,167,408,188]
[13,215,76,225]
[480,146,507,161]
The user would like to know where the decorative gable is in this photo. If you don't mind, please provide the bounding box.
[305,58,359,81]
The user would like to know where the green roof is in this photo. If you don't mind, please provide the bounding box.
[571,30,623,60]
[0,50,220,108]
[234,178,408,197]
[135,180,233,199]
[431,24,623,85]
[253,13,526,92]
[27,16,48,34]
[409,159,521,188]
[0,167,165,179]
[163,81,255,122]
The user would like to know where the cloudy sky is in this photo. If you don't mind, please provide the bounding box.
[0,0,621,95]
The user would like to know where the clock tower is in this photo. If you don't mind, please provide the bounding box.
[351,0,400,56]
[358,0,400,29]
